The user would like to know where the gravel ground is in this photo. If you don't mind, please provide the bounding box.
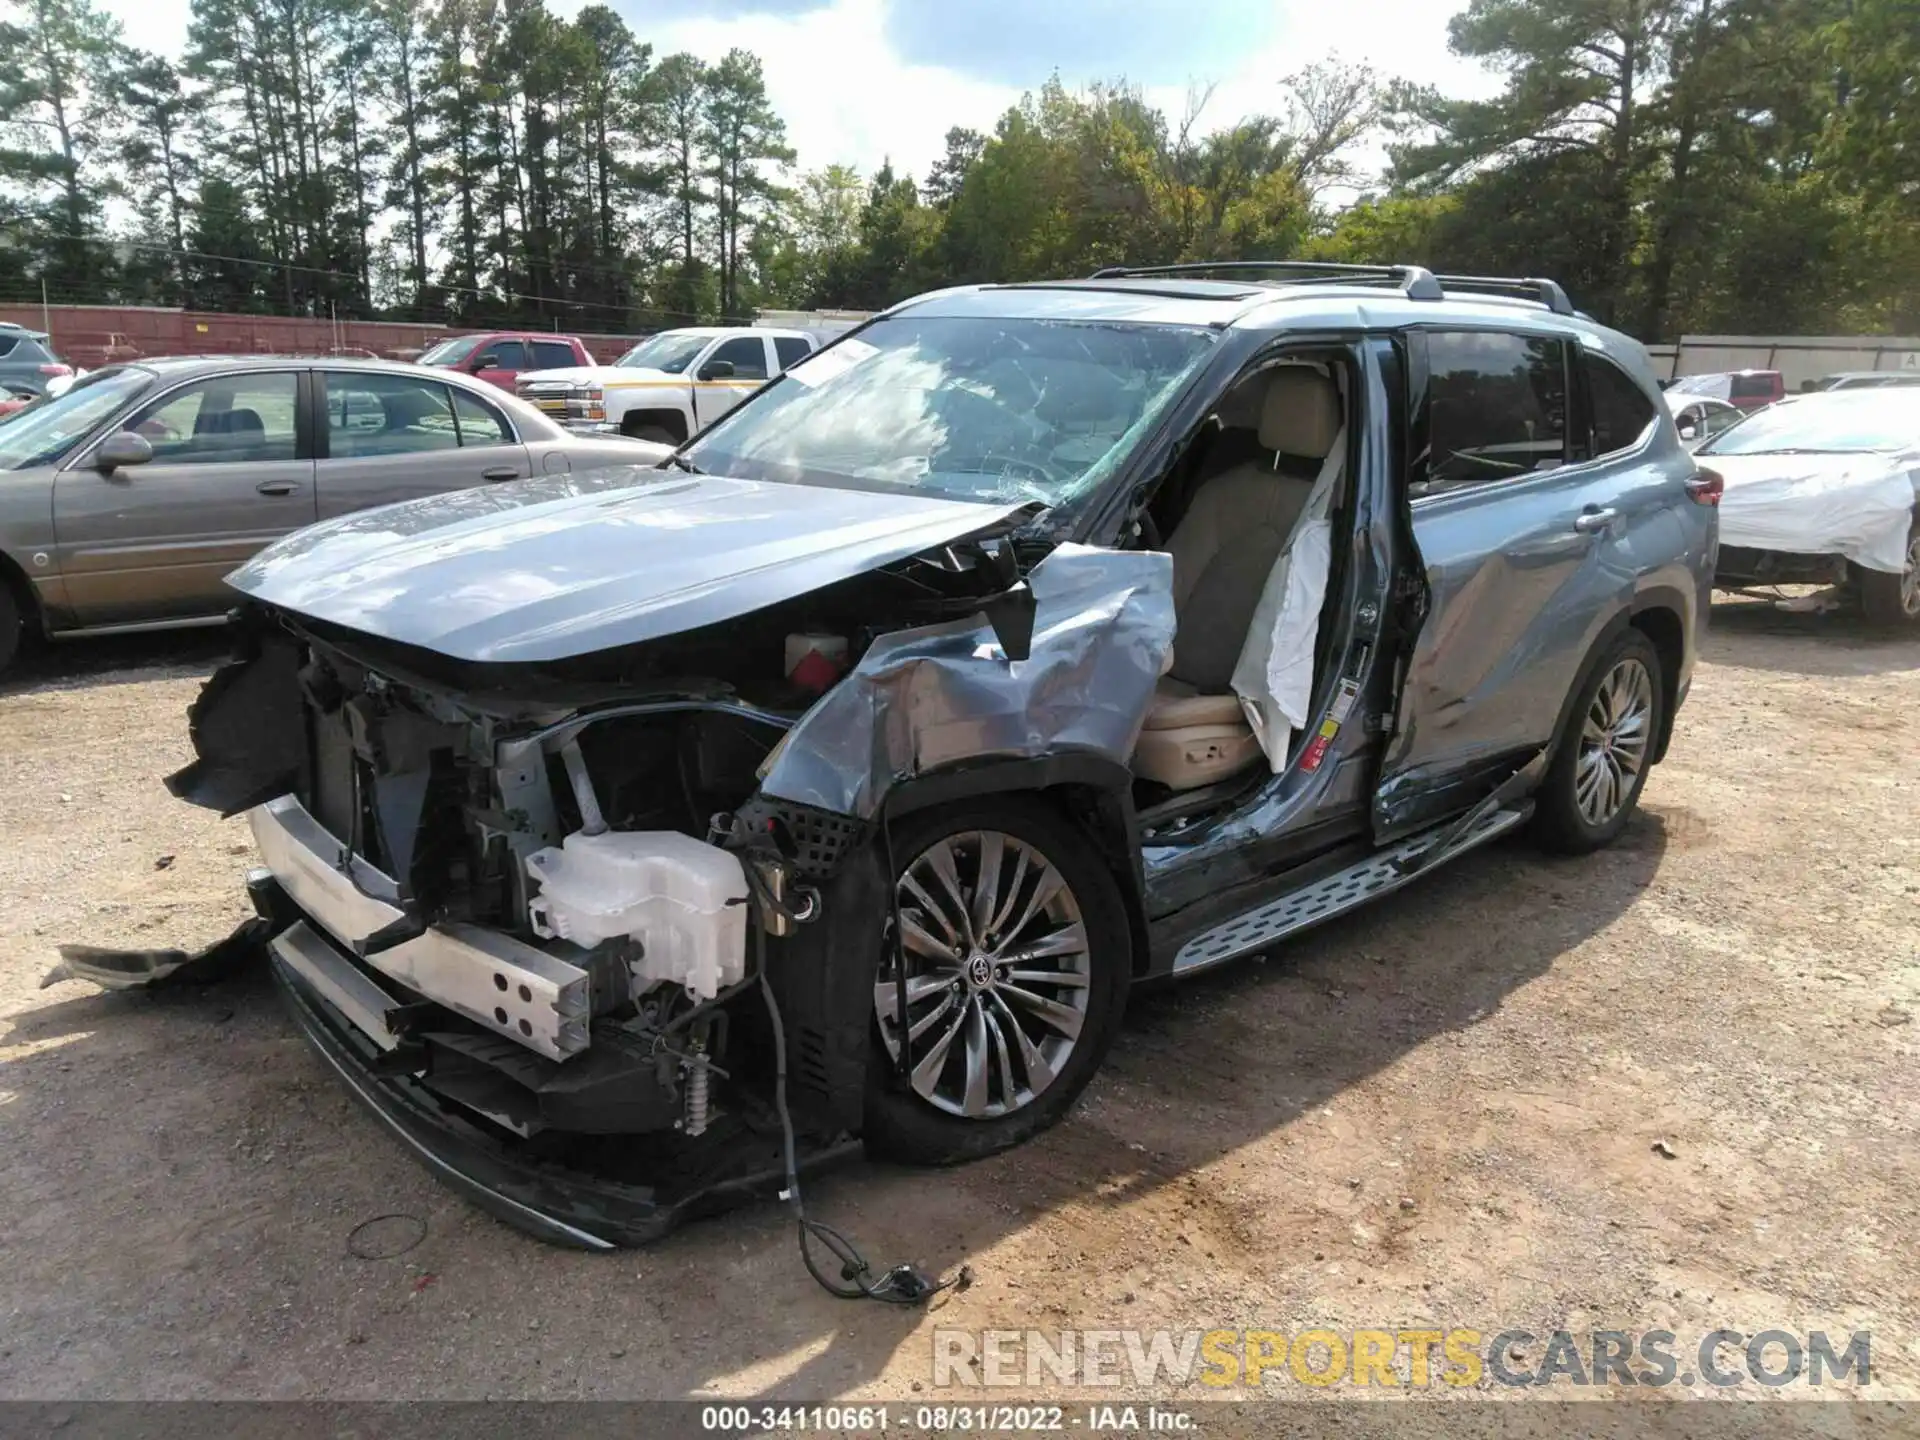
[0,601,1915,1403]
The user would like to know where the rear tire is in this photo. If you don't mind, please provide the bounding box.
[862,798,1130,1166]
[1532,630,1666,856]
[1858,518,1920,629]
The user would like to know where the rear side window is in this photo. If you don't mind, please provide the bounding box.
[1423,331,1568,490]
[450,387,513,446]
[1583,353,1659,456]
[0,336,16,358]
[530,340,576,368]
[773,336,811,371]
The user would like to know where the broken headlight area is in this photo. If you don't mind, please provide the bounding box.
[127,553,1031,1235]
[65,531,1165,1272]
[171,621,875,1139]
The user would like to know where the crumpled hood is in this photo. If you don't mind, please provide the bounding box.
[1710,450,1919,573]
[224,466,1025,664]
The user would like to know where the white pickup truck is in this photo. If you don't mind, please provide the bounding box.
[514,326,825,445]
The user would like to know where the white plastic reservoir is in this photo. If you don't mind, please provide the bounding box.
[525,831,749,1001]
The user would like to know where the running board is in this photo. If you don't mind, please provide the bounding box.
[1171,805,1532,975]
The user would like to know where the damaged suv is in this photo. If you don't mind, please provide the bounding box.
[94,264,1714,1249]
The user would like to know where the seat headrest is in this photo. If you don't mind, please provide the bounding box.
[194,407,265,437]
[1258,368,1341,458]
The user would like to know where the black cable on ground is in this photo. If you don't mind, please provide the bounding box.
[754,921,971,1306]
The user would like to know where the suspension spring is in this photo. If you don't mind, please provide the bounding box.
[684,1036,711,1138]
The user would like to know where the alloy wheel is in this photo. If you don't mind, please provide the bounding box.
[1901,534,1920,617]
[1575,657,1655,827]
[875,831,1091,1120]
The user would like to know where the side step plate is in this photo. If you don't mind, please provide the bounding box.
[1172,805,1531,975]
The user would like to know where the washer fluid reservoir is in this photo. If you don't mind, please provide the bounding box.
[526,831,749,1000]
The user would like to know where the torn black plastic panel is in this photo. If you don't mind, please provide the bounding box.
[164,635,305,816]
[41,916,276,991]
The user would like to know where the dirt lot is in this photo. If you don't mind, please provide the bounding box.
[0,603,1915,1404]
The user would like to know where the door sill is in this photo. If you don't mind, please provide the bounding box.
[1170,804,1532,975]
[50,614,232,641]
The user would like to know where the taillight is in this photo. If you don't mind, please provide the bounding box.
[38,363,71,377]
[1686,468,1723,506]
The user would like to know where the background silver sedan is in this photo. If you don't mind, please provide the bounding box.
[1665,390,1745,450]
[0,356,666,675]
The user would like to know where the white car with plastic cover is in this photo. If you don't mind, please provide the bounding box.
[1701,388,1920,625]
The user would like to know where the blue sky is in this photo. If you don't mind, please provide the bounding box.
[99,0,1498,191]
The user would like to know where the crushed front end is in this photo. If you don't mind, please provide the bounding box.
[163,606,915,1247]
[84,463,1173,1251]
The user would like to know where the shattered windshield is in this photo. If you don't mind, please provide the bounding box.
[682,315,1217,506]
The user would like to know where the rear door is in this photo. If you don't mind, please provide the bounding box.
[313,370,532,520]
[1372,327,1670,839]
[771,334,813,376]
[528,338,582,371]
[692,335,772,429]
[470,338,529,391]
[52,368,315,625]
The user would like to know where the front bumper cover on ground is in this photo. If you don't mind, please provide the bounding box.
[269,935,861,1249]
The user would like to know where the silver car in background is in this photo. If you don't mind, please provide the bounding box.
[0,356,666,675]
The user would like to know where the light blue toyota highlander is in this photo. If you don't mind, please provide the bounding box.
[64,261,1716,1254]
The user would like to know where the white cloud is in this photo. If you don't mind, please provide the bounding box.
[97,0,1503,189]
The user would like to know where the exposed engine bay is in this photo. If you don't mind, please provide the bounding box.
[98,505,1179,1281]
[168,532,1047,1138]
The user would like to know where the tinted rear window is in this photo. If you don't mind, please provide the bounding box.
[1731,373,1779,399]
[1584,353,1659,456]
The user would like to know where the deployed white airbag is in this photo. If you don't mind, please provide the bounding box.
[1230,427,1346,770]
[1715,452,1919,574]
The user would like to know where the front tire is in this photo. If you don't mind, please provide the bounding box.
[0,583,23,678]
[862,799,1130,1166]
[1532,630,1666,855]
[1858,518,1920,629]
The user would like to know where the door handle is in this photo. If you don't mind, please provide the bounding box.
[481,466,521,482]
[256,480,300,496]
[1573,508,1617,533]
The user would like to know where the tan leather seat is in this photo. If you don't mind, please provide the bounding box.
[1133,368,1343,790]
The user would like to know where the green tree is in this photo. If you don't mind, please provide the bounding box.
[0,0,124,294]
[701,48,793,317]
[117,51,202,304]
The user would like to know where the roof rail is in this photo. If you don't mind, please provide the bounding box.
[1432,273,1575,315]
[1089,260,1445,301]
[1087,260,1579,315]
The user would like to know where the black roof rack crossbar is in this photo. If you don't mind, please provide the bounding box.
[1432,273,1575,315]
[1089,260,1445,301]
[1087,260,1579,315]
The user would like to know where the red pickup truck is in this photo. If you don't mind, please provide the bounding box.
[416,331,597,391]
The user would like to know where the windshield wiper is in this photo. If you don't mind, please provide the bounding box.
[662,452,704,475]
